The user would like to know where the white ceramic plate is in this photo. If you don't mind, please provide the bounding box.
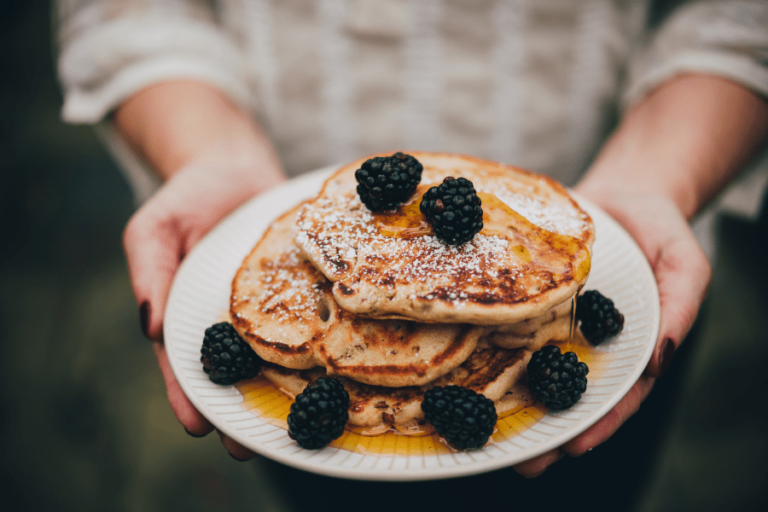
[164,165,660,481]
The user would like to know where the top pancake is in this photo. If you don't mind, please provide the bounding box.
[294,151,594,325]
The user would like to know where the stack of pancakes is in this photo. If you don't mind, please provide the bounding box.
[230,152,594,431]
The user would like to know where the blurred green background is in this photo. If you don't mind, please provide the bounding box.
[1,3,767,511]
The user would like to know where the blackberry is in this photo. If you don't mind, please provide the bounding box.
[421,385,497,450]
[288,378,349,449]
[200,322,260,385]
[527,345,589,410]
[577,290,625,345]
[420,177,483,245]
[355,152,423,211]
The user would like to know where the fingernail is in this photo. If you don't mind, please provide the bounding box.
[572,446,594,458]
[658,338,675,377]
[185,428,207,438]
[140,301,150,338]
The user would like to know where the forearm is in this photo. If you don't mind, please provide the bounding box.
[578,74,768,220]
[113,80,284,185]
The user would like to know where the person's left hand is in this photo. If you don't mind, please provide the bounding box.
[513,189,710,477]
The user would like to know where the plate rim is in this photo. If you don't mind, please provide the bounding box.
[164,164,660,481]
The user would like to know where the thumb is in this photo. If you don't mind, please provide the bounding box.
[123,208,184,341]
[644,210,711,378]
[578,192,711,379]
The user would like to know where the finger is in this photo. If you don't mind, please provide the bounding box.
[561,375,655,457]
[153,341,215,436]
[218,430,257,461]
[646,219,710,378]
[123,208,183,341]
[513,448,564,478]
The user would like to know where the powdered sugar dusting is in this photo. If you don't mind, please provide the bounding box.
[295,190,521,285]
[250,247,324,323]
[480,179,590,237]
[294,191,384,279]
[373,234,514,282]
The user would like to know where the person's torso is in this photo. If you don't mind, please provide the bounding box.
[219,0,648,184]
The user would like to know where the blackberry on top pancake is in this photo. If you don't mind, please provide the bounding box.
[354,152,423,211]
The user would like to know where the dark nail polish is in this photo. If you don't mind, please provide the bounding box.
[140,301,150,338]
[658,338,675,377]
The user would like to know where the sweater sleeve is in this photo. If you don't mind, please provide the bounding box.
[623,0,768,108]
[56,0,251,124]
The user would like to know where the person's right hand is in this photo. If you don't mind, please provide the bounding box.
[124,162,285,458]
[114,80,285,459]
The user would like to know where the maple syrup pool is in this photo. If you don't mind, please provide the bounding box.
[236,338,606,456]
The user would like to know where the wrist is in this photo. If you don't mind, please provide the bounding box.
[576,161,694,221]
[184,126,285,192]
[577,75,768,221]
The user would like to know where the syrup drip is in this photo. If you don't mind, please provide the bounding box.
[568,293,578,348]
[373,185,432,238]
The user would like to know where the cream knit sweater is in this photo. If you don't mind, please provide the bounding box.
[56,0,768,205]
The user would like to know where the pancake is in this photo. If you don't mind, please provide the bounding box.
[486,300,573,350]
[231,206,485,387]
[261,341,535,427]
[294,151,594,325]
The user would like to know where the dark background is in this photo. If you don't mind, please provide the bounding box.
[1,3,767,511]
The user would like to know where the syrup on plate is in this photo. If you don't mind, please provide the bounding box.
[237,376,546,456]
[236,335,605,457]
